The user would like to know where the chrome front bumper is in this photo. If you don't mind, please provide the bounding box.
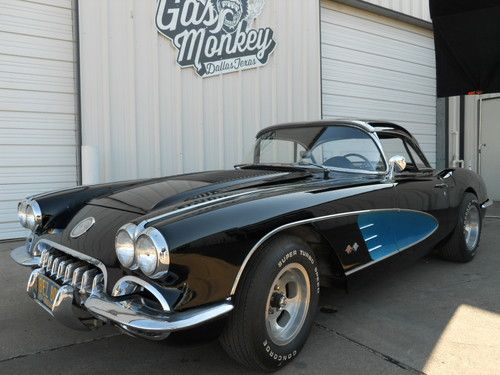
[12,241,233,339]
[85,292,233,339]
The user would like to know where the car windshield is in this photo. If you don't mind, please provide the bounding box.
[253,125,386,173]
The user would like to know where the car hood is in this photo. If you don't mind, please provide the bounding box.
[51,168,384,274]
[87,169,312,215]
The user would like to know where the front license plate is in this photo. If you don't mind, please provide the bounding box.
[36,274,60,309]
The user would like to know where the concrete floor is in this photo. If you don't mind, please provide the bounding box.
[1,205,499,374]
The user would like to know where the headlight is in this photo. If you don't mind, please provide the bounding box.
[26,204,35,229]
[135,228,169,279]
[18,200,42,230]
[115,224,138,269]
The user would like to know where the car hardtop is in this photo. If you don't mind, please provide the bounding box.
[257,119,412,136]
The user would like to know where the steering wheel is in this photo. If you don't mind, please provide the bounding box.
[343,153,373,170]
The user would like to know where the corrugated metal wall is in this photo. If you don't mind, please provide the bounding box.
[321,1,436,165]
[362,0,431,22]
[79,0,321,183]
[0,0,78,240]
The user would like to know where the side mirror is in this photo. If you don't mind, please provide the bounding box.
[388,155,406,180]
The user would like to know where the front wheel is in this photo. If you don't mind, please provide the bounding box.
[219,235,320,372]
[438,192,482,262]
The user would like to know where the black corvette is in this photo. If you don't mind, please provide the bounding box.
[11,120,491,371]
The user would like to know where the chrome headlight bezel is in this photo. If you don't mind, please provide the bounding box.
[135,227,170,279]
[17,201,28,227]
[115,224,139,270]
[18,200,42,231]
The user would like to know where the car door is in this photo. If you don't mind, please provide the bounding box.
[378,132,452,251]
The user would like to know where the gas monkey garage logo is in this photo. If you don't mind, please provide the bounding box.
[156,0,276,77]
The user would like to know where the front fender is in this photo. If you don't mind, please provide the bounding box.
[148,183,395,310]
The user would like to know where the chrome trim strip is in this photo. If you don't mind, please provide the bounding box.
[140,189,264,227]
[368,245,382,252]
[345,251,400,276]
[359,223,374,230]
[37,239,108,289]
[229,208,438,295]
[481,199,493,209]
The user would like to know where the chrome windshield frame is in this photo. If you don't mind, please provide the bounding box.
[254,122,389,176]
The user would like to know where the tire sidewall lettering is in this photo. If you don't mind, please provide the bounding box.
[260,245,319,365]
[262,340,298,363]
[277,248,319,295]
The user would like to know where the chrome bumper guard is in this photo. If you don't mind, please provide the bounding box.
[13,240,233,339]
[27,268,101,331]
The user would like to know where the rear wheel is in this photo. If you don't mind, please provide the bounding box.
[219,236,319,372]
[438,193,482,262]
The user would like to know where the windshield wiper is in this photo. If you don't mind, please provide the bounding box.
[236,163,310,172]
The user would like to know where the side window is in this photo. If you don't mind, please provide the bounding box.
[379,137,412,163]
[406,143,428,169]
[379,135,426,172]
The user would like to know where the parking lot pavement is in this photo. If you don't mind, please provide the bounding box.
[1,205,499,374]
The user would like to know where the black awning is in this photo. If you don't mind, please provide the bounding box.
[430,0,500,97]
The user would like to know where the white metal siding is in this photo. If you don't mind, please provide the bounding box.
[78,0,321,183]
[321,1,437,165]
[362,0,431,22]
[0,0,78,240]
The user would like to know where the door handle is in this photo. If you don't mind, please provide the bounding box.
[434,183,448,189]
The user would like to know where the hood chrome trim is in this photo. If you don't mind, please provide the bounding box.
[139,188,268,227]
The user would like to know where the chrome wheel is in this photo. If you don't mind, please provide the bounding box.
[464,204,480,251]
[265,263,310,346]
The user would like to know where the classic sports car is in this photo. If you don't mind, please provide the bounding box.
[11,120,491,371]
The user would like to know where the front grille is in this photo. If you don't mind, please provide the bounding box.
[39,248,104,296]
